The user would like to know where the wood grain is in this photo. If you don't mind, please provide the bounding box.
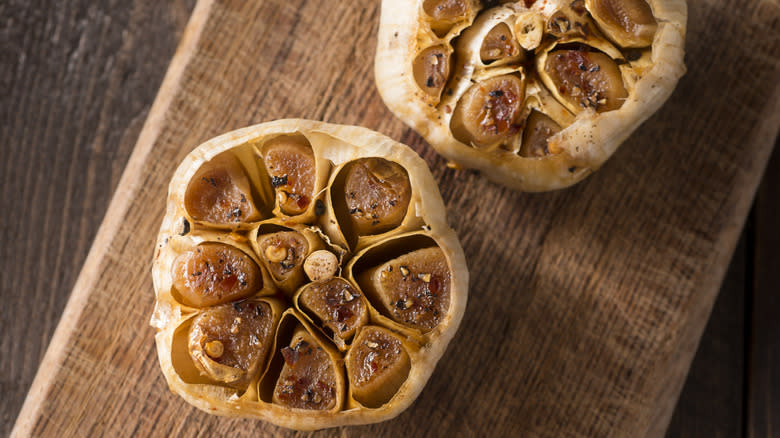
[5,0,780,437]
[666,234,747,437]
[0,1,195,436]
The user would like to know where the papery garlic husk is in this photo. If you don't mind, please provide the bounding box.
[249,219,326,296]
[375,0,687,191]
[152,120,468,430]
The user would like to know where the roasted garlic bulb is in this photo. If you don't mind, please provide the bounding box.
[151,120,468,430]
[376,0,687,191]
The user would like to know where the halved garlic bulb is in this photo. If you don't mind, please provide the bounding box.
[151,120,468,430]
[375,0,686,191]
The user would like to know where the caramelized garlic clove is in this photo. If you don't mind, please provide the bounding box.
[412,45,452,101]
[344,158,412,237]
[359,247,450,333]
[272,326,340,410]
[188,299,280,389]
[172,242,263,308]
[184,153,261,226]
[262,135,317,217]
[519,110,563,158]
[541,49,627,114]
[480,22,520,64]
[346,326,411,409]
[451,74,526,148]
[256,230,309,292]
[422,0,472,37]
[586,0,657,48]
[297,277,369,348]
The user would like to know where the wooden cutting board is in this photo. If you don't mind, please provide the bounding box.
[12,0,779,436]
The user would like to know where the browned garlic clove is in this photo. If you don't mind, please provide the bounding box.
[359,247,450,332]
[172,242,263,308]
[413,45,452,101]
[272,326,340,410]
[343,158,412,237]
[184,153,260,226]
[188,299,279,389]
[519,110,562,158]
[422,0,472,36]
[586,0,658,48]
[297,277,369,348]
[480,22,520,64]
[346,326,411,408]
[541,48,627,114]
[262,135,317,217]
[451,74,526,148]
[256,231,309,291]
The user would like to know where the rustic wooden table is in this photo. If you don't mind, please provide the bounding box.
[1,1,777,436]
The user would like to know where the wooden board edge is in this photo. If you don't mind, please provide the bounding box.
[643,106,780,436]
[10,1,215,436]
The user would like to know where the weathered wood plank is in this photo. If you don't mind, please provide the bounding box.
[666,234,746,438]
[7,0,780,437]
[0,1,195,436]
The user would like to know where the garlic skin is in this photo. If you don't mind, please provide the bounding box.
[151,120,468,430]
[375,0,686,191]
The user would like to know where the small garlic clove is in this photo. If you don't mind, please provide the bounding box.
[303,250,339,282]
